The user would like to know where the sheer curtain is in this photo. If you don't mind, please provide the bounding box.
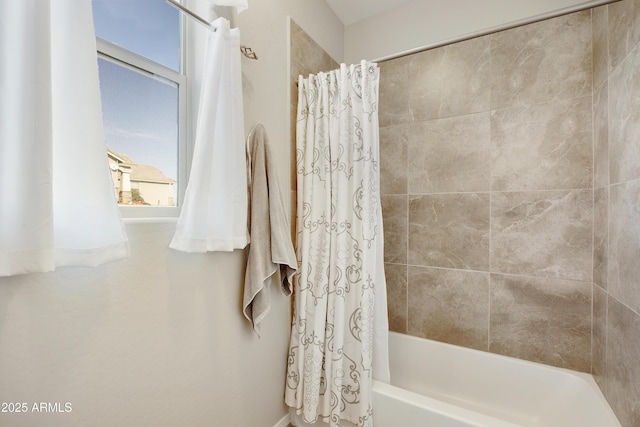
[170,17,248,253]
[286,61,389,427]
[0,0,129,277]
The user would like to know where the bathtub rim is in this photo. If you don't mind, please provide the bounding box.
[389,331,597,388]
[373,380,522,427]
[387,331,620,426]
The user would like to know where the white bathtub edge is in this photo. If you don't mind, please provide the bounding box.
[389,332,604,397]
[388,332,621,427]
[273,413,291,427]
[373,381,520,427]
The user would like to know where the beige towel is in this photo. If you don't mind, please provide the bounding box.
[243,124,297,336]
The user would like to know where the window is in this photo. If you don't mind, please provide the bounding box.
[93,0,186,217]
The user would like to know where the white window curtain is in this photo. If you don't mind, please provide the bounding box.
[286,61,390,427]
[0,0,129,277]
[170,17,247,253]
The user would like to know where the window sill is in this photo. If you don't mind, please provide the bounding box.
[122,217,179,225]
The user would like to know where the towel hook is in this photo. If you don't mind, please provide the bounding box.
[240,45,258,60]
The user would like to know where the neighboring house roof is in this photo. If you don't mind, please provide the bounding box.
[106,147,175,184]
[106,146,135,165]
[130,164,176,184]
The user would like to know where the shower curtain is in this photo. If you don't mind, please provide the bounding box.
[286,61,389,427]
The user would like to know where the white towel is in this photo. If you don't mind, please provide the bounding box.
[243,124,297,336]
[170,17,248,253]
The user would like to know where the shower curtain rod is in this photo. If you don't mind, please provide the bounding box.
[372,0,617,62]
[164,0,258,60]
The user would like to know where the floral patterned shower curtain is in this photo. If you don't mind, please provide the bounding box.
[286,61,389,427]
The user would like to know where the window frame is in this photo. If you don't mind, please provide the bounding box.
[96,26,188,219]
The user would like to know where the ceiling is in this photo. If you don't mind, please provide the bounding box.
[324,0,414,25]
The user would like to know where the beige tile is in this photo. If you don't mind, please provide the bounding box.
[385,263,407,334]
[408,113,490,193]
[490,11,592,110]
[290,19,338,82]
[489,273,591,371]
[409,193,490,270]
[606,296,640,427]
[592,284,607,390]
[593,5,609,91]
[608,0,640,71]
[379,56,411,127]
[490,96,593,192]
[594,188,609,290]
[594,82,609,189]
[380,125,408,195]
[608,181,640,313]
[381,195,407,264]
[609,39,640,184]
[408,266,489,350]
[491,190,593,281]
[408,36,491,121]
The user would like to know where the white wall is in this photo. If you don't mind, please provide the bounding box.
[0,0,343,426]
[237,0,343,165]
[344,0,609,62]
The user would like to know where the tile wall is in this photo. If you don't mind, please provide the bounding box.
[591,1,640,425]
[379,9,595,372]
[380,2,640,424]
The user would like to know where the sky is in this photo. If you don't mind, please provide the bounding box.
[93,0,180,70]
[92,0,180,181]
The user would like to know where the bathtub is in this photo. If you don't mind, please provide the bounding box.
[373,332,621,427]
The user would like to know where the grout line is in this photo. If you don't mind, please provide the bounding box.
[405,262,409,334]
[488,277,492,352]
[591,282,595,374]
[405,174,410,334]
[604,290,609,397]
[406,188,594,197]
[404,264,490,275]
[607,291,640,318]
[591,28,596,374]
[403,263,596,286]
[603,10,611,397]
[488,38,494,353]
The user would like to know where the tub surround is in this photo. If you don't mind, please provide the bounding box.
[408,267,490,351]
[591,2,640,426]
[379,2,640,425]
[380,9,594,372]
[375,332,620,427]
